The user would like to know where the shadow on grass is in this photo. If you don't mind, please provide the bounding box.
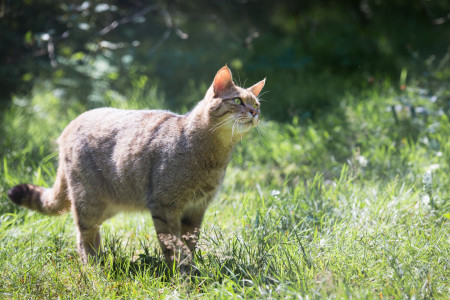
[99,239,282,289]
[99,239,172,281]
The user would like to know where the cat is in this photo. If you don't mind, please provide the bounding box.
[7,66,265,267]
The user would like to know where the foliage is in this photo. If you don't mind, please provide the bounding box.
[1,0,450,119]
[0,74,449,298]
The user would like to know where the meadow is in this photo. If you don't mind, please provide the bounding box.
[0,76,449,298]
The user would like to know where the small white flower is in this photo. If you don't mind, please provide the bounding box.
[271,190,281,197]
[357,155,368,167]
[427,164,440,171]
[78,23,90,31]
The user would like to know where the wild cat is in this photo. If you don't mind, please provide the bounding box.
[7,66,265,266]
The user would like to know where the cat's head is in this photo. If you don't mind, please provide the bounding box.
[205,66,265,138]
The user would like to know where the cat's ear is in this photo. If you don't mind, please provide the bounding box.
[248,78,266,97]
[213,66,234,95]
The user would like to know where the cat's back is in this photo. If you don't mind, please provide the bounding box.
[59,107,179,145]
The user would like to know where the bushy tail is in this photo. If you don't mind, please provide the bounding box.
[7,168,71,215]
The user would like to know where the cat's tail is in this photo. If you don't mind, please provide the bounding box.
[7,167,71,215]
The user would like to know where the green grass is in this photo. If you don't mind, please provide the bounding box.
[0,80,449,298]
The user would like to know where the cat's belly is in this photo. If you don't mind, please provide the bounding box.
[101,201,149,220]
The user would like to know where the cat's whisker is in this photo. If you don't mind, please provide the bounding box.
[255,121,271,145]
[258,122,270,135]
[240,120,245,142]
[260,124,271,143]
[257,127,271,145]
[257,90,270,98]
[236,118,242,142]
[210,115,234,133]
[256,126,264,143]
[232,117,245,142]
[211,116,235,132]
[211,115,234,129]
[231,119,238,142]
[237,119,244,142]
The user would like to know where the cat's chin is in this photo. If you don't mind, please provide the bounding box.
[248,118,259,128]
[236,118,258,133]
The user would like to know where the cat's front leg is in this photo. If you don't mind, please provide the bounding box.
[181,207,207,254]
[76,226,102,264]
[151,210,188,267]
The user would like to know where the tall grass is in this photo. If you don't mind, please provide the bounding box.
[0,80,449,298]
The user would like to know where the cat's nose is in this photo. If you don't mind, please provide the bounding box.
[249,108,258,117]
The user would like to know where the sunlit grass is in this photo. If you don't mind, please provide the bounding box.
[0,81,449,298]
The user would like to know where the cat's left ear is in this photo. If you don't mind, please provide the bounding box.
[248,78,266,97]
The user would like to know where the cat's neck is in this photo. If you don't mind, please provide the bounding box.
[184,99,236,153]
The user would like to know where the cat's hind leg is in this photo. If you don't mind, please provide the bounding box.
[69,190,107,264]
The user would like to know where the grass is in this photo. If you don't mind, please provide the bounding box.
[0,78,449,299]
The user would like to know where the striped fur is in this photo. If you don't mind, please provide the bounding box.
[7,66,266,267]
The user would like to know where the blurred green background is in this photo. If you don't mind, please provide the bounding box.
[1,0,449,118]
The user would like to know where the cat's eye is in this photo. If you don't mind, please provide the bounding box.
[233,98,242,105]
[253,104,258,110]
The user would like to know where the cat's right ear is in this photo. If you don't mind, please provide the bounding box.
[213,66,234,96]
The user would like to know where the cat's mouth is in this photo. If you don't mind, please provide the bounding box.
[241,118,259,129]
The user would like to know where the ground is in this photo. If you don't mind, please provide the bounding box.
[0,80,449,298]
